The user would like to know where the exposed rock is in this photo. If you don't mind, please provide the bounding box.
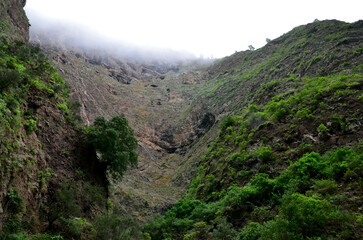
[0,0,29,43]
[108,69,132,84]
[181,71,206,84]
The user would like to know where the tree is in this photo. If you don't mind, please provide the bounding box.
[248,45,255,51]
[266,38,271,43]
[87,115,138,180]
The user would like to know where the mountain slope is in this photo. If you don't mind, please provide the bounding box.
[29,20,217,220]
[143,20,363,240]
[8,11,362,239]
[173,19,363,185]
[0,3,108,239]
[29,19,363,230]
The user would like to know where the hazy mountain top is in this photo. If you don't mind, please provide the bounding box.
[28,13,209,65]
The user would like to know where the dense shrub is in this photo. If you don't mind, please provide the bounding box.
[323,148,362,180]
[0,69,21,90]
[145,146,363,239]
[94,215,143,240]
[256,146,275,163]
[237,194,335,239]
[50,184,81,221]
[1,189,26,239]
[220,115,237,130]
[236,222,262,240]
[278,193,333,237]
[60,217,94,239]
[25,119,37,134]
[209,218,237,239]
[56,103,68,112]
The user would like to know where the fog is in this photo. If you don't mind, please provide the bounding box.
[25,0,363,59]
[28,13,199,65]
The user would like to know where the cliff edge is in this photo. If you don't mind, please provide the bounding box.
[0,0,29,43]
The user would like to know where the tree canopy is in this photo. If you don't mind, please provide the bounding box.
[87,115,138,179]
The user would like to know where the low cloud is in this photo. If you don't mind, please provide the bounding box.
[27,12,202,64]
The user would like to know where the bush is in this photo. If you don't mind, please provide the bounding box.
[290,152,325,179]
[61,217,94,239]
[256,146,275,163]
[1,232,29,240]
[87,115,138,179]
[272,107,289,121]
[0,190,26,239]
[7,189,25,213]
[246,112,267,128]
[317,123,329,133]
[295,107,314,121]
[208,218,236,240]
[237,222,262,240]
[323,148,362,179]
[248,104,259,112]
[227,152,244,168]
[220,115,237,130]
[312,179,338,195]
[167,198,204,219]
[30,234,63,240]
[25,119,37,134]
[57,103,68,112]
[249,174,275,203]
[279,193,333,237]
[50,184,81,221]
[253,194,335,239]
[183,222,211,240]
[0,69,21,90]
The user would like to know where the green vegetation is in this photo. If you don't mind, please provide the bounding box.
[56,103,68,112]
[0,23,106,240]
[1,18,363,240]
[0,31,74,239]
[141,21,363,238]
[25,119,37,134]
[0,25,141,238]
[93,215,143,240]
[144,146,363,239]
[0,32,69,154]
[87,115,138,179]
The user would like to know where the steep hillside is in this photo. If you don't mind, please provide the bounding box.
[30,22,216,220]
[29,19,363,233]
[143,20,363,240]
[12,12,362,239]
[0,3,109,239]
[0,0,29,43]
[173,19,363,185]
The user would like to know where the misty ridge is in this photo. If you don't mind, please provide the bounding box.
[28,12,214,67]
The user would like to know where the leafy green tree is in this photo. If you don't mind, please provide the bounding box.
[87,115,138,179]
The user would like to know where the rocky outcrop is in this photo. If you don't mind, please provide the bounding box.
[0,0,29,43]
[153,104,215,154]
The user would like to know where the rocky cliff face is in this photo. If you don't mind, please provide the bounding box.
[27,20,218,220]
[30,44,216,220]
[0,3,107,236]
[0,0,29,43]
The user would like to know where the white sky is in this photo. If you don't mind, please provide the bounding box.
[25,0,363,58]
